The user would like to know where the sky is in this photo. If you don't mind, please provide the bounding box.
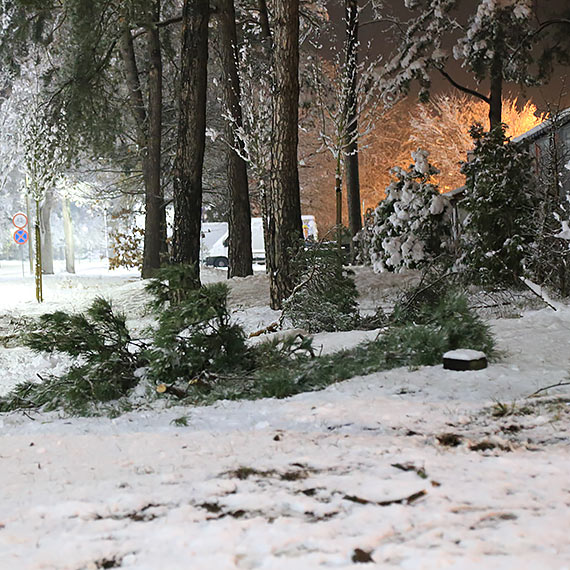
[326,0,570,112]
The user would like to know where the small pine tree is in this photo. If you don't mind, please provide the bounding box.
[460,123,537,284]
[362,150,452,272]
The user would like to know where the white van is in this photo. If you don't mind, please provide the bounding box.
[202,216,318,268]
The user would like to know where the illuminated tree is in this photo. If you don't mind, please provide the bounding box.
[408,95,545,192]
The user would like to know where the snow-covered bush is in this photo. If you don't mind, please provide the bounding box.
[358,150,452,272]
[460,124,536,284]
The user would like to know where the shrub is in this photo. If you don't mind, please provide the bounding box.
[109,227,144,271]
[357,149,452,272]
[460,123,537,284]
[282,243,359,333]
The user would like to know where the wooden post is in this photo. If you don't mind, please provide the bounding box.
[25,190,34,274]
[35,199,43,303]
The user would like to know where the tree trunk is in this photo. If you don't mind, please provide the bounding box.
[335,150,343,246]
[216,0,253,278]
[172,0,209,289]
[344,0,361,260]
[62,196,75,274]
[118,27,147,139]
[488,34,503,131]
[39,188,54,275]
[257,0,272,40]
[142,1,164,278]
[119,19,164,279]
[266,0,303,309]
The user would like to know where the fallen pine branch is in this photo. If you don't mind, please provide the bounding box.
[391,462,428,479]
[519,277,558,311]
[248,322,279,338]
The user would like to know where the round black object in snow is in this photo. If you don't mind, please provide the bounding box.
[443,349,488,371]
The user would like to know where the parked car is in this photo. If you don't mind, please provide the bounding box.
[201,216,318,268]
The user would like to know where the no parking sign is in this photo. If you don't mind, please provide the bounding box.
[14,228,29,244]
[12,211,29,245]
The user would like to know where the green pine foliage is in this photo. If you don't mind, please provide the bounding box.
[0,297,146,414]
[179,288,494,404]
[147,266,248,385]
[460,123,537,284]
[0,265,495,415]
[282,244,359,333]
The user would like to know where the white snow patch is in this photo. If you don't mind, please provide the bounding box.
[443,349,487,361]
[0,261,569,569]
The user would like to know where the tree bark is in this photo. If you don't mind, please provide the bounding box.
[335,150,343,246]
[118,27,147,140]
[39,188,54,275]
[215,0,253,278]
[62,196,75,274]
[488,24,504,131]
[142,0,164,278]
[344,0,361,260]
[257,0,272,40]
[119,15,165,279]
[266,0,303,309]
[172,0,209,288]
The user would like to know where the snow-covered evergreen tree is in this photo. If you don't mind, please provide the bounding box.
[362,150,452,273]
[380,0,563,129]
[460,123,536,283]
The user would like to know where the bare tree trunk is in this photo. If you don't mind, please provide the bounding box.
[142,0,164,278]
[344,0,361,260]
[266,0,303,309]
[119,18,164,279]
[335,150,343,246]
[488,32,503,131]
[62,196,75,274]
[172,0,209,288]
[39,188,54,275]
[119,27,147,139]
[215,0,253,278]
[257,0,272,40]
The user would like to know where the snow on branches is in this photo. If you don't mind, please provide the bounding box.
[357,149,452,273]
[380,0,539,108]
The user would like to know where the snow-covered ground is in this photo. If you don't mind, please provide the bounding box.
[0,260,569,570]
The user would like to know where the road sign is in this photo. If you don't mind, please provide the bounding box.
[12,212,28,228]
[14,228,29,244]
